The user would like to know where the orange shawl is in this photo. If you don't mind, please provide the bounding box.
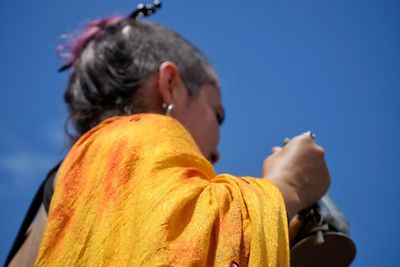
[35,114,289,266]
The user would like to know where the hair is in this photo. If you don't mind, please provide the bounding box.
[60,16,217,143]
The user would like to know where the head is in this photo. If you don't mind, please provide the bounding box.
[61,16,224,163]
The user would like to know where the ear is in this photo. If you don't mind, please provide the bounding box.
[157,61,182,105]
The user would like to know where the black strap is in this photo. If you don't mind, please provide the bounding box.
[4,162,61,266]
[43,166,58,214]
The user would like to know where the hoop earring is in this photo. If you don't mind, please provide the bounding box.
[163,103,175,116]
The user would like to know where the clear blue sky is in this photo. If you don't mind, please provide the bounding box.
[1,1,399,266]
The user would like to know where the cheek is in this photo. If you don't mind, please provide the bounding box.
[198,110,219,153]
[185,105,218,155]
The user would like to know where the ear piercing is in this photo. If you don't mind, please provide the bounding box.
[162,103,175,116]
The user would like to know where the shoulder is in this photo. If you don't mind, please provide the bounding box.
[71,113,202,158]
[75,113,186,141]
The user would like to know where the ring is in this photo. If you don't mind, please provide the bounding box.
[283,131,316,146]
[305,131,316,139]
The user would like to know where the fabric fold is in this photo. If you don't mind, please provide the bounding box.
[35,113,289,267]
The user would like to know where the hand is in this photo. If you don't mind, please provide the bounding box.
[263,133,331,219]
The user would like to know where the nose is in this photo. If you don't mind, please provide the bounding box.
[210,150,220,164]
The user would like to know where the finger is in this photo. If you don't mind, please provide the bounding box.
[302,131,316,140]
[292,132,315,144]
[272,146,282,154]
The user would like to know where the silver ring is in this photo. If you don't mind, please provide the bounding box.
[305,131,316,139]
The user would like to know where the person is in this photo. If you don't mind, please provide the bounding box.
[6,2,330,266]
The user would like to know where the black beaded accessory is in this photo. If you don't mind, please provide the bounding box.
[129,0,162,19]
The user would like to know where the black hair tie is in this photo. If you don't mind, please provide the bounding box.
[129,0,162,19]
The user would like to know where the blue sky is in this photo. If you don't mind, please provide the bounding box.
[0,1,399,266]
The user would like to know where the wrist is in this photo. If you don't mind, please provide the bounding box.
[266,177,302,220]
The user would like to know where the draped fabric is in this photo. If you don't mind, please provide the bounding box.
[35,114,289,266]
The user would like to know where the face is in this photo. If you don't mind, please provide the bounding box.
[172,83,225,164]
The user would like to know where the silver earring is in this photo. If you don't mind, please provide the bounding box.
[163,103,175,116]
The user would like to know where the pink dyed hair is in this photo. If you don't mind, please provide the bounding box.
[57,16,125,71]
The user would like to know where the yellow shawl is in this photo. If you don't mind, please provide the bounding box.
[35,114,289,266]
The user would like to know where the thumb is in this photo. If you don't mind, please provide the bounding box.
[271,146,282,154]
